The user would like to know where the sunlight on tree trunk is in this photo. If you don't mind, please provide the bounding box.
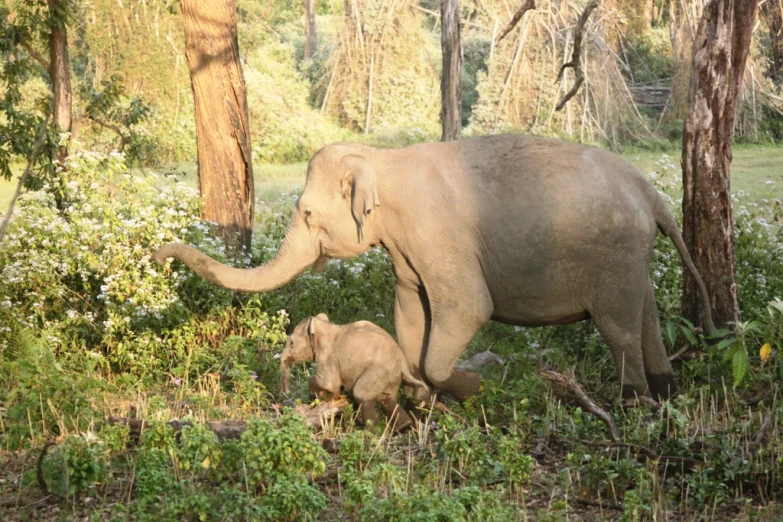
[681,0,760,329]
[440,0,462,141]
[304,0,317,61]
[181,0,254,253]
[48,0,71,167]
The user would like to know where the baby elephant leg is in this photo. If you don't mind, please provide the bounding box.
[380,397,413,432]
[358,400,379,427]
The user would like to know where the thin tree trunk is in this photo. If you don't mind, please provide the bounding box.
[48,0,72,167]
[440,0,462,141]
[304,0,317,60]
[761,0,783,83]
[681,0,759,329]
[181,0,255,252]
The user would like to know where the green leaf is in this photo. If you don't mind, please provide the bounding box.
[680,325,698,345]
[716,337,737,350]
[732,346,749,388]
[665,321,676,346]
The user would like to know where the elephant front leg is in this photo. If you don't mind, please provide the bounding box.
[422,291,493,401]
[394,284,430,400]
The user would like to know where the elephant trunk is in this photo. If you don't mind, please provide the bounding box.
[153,218,319,293]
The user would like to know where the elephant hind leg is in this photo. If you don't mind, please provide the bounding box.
[589,283,649,399]
[641,279,675,401]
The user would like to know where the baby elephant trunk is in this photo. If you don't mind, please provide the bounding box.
[280,343,294,395]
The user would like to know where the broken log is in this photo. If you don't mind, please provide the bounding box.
[539,368,620,441]
[105,397,350,440]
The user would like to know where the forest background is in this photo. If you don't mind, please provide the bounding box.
[1,0,783,521]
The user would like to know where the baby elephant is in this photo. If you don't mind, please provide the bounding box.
[280,314,427,430]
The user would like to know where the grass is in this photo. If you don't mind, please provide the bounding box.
[622,146,783,202]
[2,146,780,215]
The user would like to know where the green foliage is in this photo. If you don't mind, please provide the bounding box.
[60,432,107,497]
[81,74,160,166]
[239,409,328,488]
[0,1,59,182]
[244,42,348,164]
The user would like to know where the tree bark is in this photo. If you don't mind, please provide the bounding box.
[304,0,317,60]
[681,0,759,329]
[181,0,255,252]
[48,0,72,166]
[761,0,783,83]
[440,0,462,141]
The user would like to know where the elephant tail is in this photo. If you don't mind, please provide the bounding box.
[653,199,717,336]
[400,363,429,392]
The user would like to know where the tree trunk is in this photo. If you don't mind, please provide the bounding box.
[304,0,317,60]
[681,0,759,329]
[761,0,783,83]
[48,0,72,166]
[181,0,255,252]
[440,0,462,141]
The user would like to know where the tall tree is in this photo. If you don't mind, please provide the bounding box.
[304,0,317,61]
[761,0,783,83]
[47,0,72,166]
[440,0,462,141]
[181,0,255,252]
[681,0,759,329]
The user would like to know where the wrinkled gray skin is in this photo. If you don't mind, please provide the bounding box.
[280,314,427,429]
[153,134,716,402]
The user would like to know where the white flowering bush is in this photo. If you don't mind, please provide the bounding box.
[0,151,288,382]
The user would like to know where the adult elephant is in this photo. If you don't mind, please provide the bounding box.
[153,134,715,401]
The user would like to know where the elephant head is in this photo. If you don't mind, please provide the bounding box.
[152,146,382,293]
[280,313,329,394]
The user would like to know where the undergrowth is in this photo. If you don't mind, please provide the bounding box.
[1,151,782,520]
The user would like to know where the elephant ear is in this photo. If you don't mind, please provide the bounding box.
[341,154,380,243]
[308,315,331,357]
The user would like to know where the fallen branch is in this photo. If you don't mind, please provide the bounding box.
[31,442,61,510]
[539,368,619,441]
[494,0,536,45]
[573,497,623,511]
[106,397,351,440]
[554,0,599,111]
[569,437,703,467]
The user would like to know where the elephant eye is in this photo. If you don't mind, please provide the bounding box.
[304,210,312,217]
[365,209,371,215]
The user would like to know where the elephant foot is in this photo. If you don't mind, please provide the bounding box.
[645,372,676,402]
[438,370,482,401]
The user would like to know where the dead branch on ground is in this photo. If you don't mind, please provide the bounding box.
[555,0,599,111]
[539,368,619,440]
[568,437,703,466]
[495,0,536,45]
[106,397,351,441]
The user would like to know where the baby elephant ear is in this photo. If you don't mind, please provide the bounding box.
[341,154,380,243]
